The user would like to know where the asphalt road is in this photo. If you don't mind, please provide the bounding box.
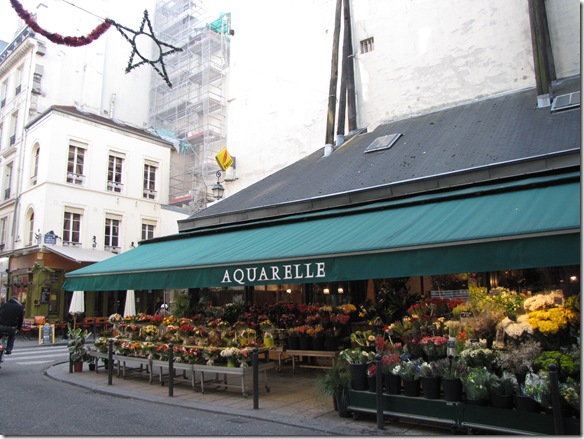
[0,344,333,436]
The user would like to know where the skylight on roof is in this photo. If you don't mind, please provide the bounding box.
[364,133,402,153]
[551,91,580,113]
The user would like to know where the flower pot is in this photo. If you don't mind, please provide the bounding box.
[312,335,325,351]
[287,335,300,350]
[384,373,401,395]
[442,378,463,402]
[334,389,350,418]
[299,334,312,350]
[73,361,83,373]
[325,335,339,351]
[421,376,441,399]
[514,395,541,412]
[367,376,376,392]
[349,363,368,391]
[465,398,488,406]
[226,358,236,368]
[403,378,420,397]
[490,393,514,409]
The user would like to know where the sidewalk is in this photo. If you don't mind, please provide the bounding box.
[26,339,448,436]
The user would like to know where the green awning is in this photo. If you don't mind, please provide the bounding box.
[64,174,580,291]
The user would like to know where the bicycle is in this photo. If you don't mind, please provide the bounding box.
[0,331,8,368]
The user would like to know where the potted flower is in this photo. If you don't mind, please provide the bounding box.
[457,339,499,370]
[487,371,518,409]
[419,335,448,360]
[461,367,490,404]
[381,352,401,394]
[414,361,442,399]
[350,330,376,350]
[339,348,376,391]
[142,324,159,342]
[311,324,325,351]
[220,346,241,367]
[497,339,542,386]
[259,320,275,347]
[517,371,550,412]
[392,358,422,397]
[67,324,92,372]
[434,357,469,402]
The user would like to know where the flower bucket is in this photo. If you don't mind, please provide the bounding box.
[490,393,514,409]
[384,373,401,395]
[514,395,541,412]
[421,376,441,399]
[349,363,368,391]
[442,378,463,402]
[312,335,325,351]
[263,337,275,348]
[227,358,236,368]
[325,335,339,351]
[403,378,420,397]
[287,335,300,350]
[367,376,376,392]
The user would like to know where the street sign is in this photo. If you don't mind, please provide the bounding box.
[215,147,233,171]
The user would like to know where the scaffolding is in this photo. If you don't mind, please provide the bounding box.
[150,0,230,212]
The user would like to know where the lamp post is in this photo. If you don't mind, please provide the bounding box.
[212,170,225,200]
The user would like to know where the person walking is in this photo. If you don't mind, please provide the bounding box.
[0,294,24,354]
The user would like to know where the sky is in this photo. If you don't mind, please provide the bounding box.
[0,0,235,43]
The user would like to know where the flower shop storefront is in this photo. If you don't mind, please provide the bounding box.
[63,173,580,434]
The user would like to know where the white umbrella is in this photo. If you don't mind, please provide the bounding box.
[124,290,136,317]
[69,290,85,329]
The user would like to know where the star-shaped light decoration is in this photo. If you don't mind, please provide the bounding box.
[108,10,182,88]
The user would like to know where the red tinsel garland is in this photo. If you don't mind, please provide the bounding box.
[9,0,112,47]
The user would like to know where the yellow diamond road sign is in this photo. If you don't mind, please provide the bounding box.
[215,147,234,171]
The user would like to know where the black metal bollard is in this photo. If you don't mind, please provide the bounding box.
[168,343,174,396]
[253,347,259,409]
[107,338,113,385]
[375,354,384,430]
[549,363,565,435]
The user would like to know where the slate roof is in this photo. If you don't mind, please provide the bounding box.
[179,85,581,232]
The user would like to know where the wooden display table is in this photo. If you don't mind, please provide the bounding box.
[284,349,340,373]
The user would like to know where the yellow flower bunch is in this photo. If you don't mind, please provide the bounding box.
[162,315,176,326]
[337,303,356,315]
[142,325,158,337]
[527,307,576,335]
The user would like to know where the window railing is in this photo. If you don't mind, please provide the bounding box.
[0,98,5,108]
[107,181,123,192]
[15,85,21,95]
[63,241,82,248]
[104,245,120,254]
[143,188,157,199]
[4,188,10,200]
[66,172,85,185]
[9,135,15,146]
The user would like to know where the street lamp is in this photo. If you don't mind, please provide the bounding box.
[212,170,225,200]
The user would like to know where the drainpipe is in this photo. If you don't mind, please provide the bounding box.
[324,0,343,152]
[528,0,556,107]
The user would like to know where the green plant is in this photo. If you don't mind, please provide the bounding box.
[435,358,469,379]
[67,324,92,363]
[486,371,518,397]
[462,367,490,400]
[522,371,551,409]
[534,350,579,379]
[314,363,351,397]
